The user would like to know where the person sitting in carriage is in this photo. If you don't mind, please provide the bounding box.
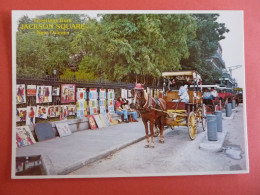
[115,97,129,123]
[172,82,189,103]
[203,88,213,104]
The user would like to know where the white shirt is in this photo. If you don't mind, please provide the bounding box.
[178,86,189,103]
[211,90,218,98]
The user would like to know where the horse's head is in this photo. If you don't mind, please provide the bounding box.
[131,88,147,110]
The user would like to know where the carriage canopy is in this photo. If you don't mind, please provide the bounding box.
[162,71,202,84]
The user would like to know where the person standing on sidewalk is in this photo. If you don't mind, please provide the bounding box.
[115,97,129,123]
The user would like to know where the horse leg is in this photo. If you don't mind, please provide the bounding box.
[142,118,150,148]
[159,116,165,143]
[150,119,155,148]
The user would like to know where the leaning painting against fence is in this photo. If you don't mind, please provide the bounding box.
[12,10,248,179]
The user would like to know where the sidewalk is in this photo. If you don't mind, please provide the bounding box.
[16,121,146,175]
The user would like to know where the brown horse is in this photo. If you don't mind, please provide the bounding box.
[132,85,167,148]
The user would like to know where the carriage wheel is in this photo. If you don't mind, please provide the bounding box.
[202,104,207,131]
[188,111,198,140]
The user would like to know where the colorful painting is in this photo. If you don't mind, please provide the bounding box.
[77,100,87,110]
[48,106,60,118]
[89,88,98,99]
[90,107,98,115]
[99,89,106,99]
[99,114,107,127]
[16,84,26,104]
[77,88,87,100]
[26,106,36,125]
[52,87,60,96]
[36,86,52,103]
[87,115,97,130]
[16,126,36,148]
[103,114,111,127]
[60,105,68,120]
[108,105,115,113]
[100,106,106,114]
[68,105,76,116]
[99,99,106,107]
[108,99,114,106]
[61,84,76,103]
[27,85,36,96]
[55,123,72,137]
[93,115,103,128]
[76,110,84,119]
[36,105,47,119]
[89,99,97,107]
[107,89,115,100]
[16,108,27,122]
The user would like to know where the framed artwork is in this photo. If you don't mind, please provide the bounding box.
[89,99,97,107]
[87,115,97,130]
[89,107,97,115]
[16,108,27,122]
[103,114,111,127]
[77,88,87,100]
[99,99,106,107]
[60,105,68,120]
[52,87,60,96]
[99,89,106,99]
[48,106,60,118]
[93,115,103,128]
[27,85,36,96]
[56,123,72,137]
[108,105,115,113]
[26,106,36,125]
[99,106,106,114]
[16,84,26,104]
[36,106,47,119]
[68,105,76,116]
[36,86,52,103]
[99,114,107,127]
[89,88,98,99]
[76,110,84,119]
[107,89,115,100]
[16,126,36,148]
[61,84,76,103]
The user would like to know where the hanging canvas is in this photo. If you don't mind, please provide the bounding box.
[68,105,76,116]
[16,108,27,122]
[26,106,36,125]
[60,105,68,120]
[99,99,106,107]
[99,106,106,114]
[108,105,115,113]
[76,110,84,119]
[27,85,36,96]
[52,87,60,96]
[61,84,76,103]
[99,89,106,99]
[77,100,87,110]
[89,99,97,107]
[16,126,36,148]
[107,89,115,100]
[108,99,114,106]
[36,86,52,103]
[87,115,97,130]
[47,106,60,118]
[89,107,97,115]
[16,84,26,104]
[103,114,111,127]
[93,115,103,128]
[36,106,47,119]
[99,114,107,127]
[55,123,72,137]
[89,88,98,99]
[77,88,87,100]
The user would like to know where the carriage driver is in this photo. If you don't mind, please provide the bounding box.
[178,83,189,103]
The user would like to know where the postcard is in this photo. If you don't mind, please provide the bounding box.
[12,10,248,179]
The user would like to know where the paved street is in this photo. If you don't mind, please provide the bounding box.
[70,104,248,176]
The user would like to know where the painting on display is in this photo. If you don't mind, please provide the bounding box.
[36,105,47,119]
[99,99,106,107]
[107,89,115,100]
[16,84,26,104]
[47,106,60,118]
[77,88,87,100]
[99,89,106,99]
[99,114,107,127]
[55,123,72,137]
[100,106,106,114]
[27,85,36,96]
[16,108,27,122]
[60,105,68,120]
[16,126,36,148]
[52,87,60,96]
[61,84,76,103]
[89,99,97,107]
[36,86,52,103]
[87,115,97,130]
[93,115,103,128]
[89,88,98,99]
[108,105,115,113]
[76,110,84,119]
[90,107,98,115]
[77,100,87,110]
[68,105,76,116]
[108,99,114,106]
[103,114,111,127]
[26,106,36,125]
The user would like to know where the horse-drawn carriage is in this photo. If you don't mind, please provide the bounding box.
[162,71,206,140]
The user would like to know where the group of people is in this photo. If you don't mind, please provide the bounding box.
[202,87,218,100]
[115,97,138,123]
